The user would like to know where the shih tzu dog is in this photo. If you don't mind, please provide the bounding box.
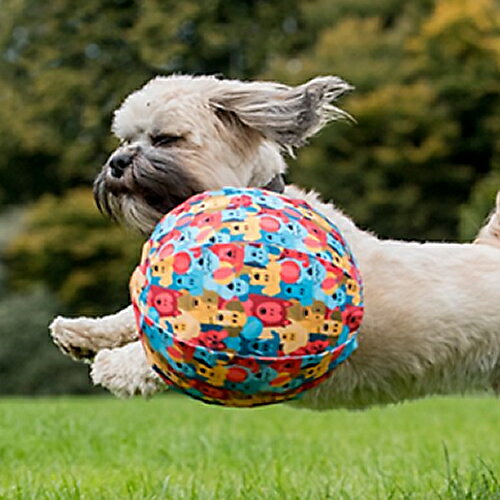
[50,75,500,409]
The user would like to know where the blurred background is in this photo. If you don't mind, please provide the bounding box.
[0,0,498,395]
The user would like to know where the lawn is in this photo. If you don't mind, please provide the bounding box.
[0,396,498,499]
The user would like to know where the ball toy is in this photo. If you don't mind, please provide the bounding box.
[130,187,363,407]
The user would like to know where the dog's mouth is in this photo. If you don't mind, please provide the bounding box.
[94,150,203,234]
[94,149,286,234]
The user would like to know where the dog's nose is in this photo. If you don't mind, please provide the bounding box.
[109,152,133,178]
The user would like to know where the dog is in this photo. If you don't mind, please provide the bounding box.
[50,74,500,409]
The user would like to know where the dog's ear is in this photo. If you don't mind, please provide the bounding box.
[209,76,353,152]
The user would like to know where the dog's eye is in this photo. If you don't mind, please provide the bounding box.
[150,134,182,147]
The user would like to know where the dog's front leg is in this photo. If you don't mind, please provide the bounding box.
[50,305,138,361]
[90,341,165,397]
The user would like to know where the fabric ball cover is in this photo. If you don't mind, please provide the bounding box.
[130,187,363,407]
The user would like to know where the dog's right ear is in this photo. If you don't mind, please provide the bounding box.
[209,76,353,153]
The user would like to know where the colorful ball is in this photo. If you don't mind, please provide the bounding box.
[130,187,363,407]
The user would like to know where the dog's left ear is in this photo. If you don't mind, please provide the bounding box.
[209,76,353,152]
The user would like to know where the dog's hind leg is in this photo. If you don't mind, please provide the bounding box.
[90,341,165,397]
[474,191,500,249]
[50,305,138,362]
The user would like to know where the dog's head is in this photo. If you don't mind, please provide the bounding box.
[94,74,352,233]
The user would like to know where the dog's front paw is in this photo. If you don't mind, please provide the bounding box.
[90,342,165,398]
[50,316,99,361]
[50,308,137,362]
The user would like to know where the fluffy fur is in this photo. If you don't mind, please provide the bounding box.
[51,74,500,409]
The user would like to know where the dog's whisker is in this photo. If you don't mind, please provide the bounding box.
[93,173,116,219]
[121,196,162,234]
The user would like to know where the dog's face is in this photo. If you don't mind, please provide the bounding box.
[94,74,352,233]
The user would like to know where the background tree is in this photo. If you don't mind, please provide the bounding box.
[0,287,95,394]
[5,189,143,315]
[268,0,499,240]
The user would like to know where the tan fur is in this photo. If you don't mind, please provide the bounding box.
[51,74,500,409]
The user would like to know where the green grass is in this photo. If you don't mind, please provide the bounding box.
[0,396,498,499]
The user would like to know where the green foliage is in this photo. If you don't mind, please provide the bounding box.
[0,287,95,395]
[270,0,499,240]
[0,0,302,204]
[130,0,303,77]
[0,0,149,203]
[6,189,143,315]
